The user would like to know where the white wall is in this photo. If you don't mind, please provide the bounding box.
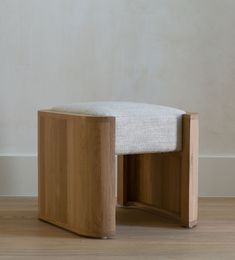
[0,0,235,196]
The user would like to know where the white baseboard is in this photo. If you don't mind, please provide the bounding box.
[0,155,234,197]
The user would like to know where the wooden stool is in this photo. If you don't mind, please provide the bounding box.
[38,102,199,238]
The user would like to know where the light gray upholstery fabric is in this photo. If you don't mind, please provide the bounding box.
[51,102,185,154]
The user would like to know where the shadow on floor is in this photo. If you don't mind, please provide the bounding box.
[0,200,181,238]
[116,207,180,229]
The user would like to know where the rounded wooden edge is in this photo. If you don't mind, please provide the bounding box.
[38,112,116,239]
[38,110,116,121]
[38,216,116,239]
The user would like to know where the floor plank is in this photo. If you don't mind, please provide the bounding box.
[0,197,234,259]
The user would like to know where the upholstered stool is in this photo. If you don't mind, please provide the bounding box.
[38,102,199,238]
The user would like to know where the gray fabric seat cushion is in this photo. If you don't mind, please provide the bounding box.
[51,102,185,154]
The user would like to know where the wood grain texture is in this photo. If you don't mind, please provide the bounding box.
[38,111,116,238]
[118,152,181,220]
[181,113,199,227]
[117,113,199,228]
[0,197,234,260]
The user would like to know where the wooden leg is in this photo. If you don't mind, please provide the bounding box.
[38,111,116,238]
[117,155,127,206]
[181,113,199,228]
[117,113,199,228]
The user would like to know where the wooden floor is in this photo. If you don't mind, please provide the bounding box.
[0,198,234,259]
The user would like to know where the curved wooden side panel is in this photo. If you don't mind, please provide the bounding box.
[38,111,116,238]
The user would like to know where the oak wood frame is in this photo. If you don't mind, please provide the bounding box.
[38,111,198,238]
